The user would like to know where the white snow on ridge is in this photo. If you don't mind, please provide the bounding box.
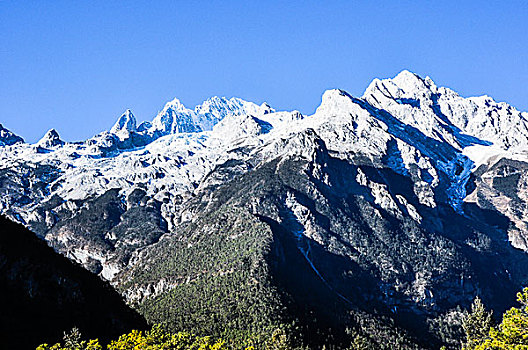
[4,71,528,281]
[1,71,528,218]
[111,109,137,136]
[149,96,274,135]
[363,70,528,156]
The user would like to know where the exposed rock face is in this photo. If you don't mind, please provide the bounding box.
[466,158,528,251]
[2,71,528,348]
[111,109,137,140]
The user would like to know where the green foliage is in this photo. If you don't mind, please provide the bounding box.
[107,325,228,350]
[462,296,493,350]
[267,328,288,350]
[119,207,288,347]
[427,308,465,348]
[470,287,528,349]
[347,331,373,350]
[36,328,102,350]
[38,325,229,350]
[36,324,306,350]
[119,205,421,349]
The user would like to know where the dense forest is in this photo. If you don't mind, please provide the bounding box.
[34,287,528,349]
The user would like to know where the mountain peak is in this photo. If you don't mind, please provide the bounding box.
[37,128,64,148]
[363,70,437,102]
[148,95,276,136]
[393,69,421,82]
[315,89,356,115]
[150,98,197,134]
[163,98,190,113]
[0,124,24,146]
[392,70,436,93]
[111,109,137,134]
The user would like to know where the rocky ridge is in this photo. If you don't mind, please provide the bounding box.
[2,71,528,347]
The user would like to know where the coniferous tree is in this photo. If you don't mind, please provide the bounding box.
[473,287,528,349]
[462,296,492,350]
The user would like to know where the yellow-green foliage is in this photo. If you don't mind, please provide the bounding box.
[37,339,102,350]
[37,325,229,350]
[37,327,102,350]
[465,287,528,350]
[36,324,301,350]
[462,296,493,350]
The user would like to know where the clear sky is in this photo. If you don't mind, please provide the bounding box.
[1,1,527,142]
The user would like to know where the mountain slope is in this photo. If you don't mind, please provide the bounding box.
[118,133,528,348]
[0,215,147,349]
[2,71,528,348]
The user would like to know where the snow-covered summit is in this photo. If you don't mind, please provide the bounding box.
[363,70,528,157]
[148,96,274,136]
[111,109,137,134]
[149,98,201,134]
[3,71,528,279]
[37,129,64,148]
[2,71,528,219]
[0,124,24,146]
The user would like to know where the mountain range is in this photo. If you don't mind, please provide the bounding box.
[2,70,528,348]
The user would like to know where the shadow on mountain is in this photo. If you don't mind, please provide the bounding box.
[430,94,493,148]
[0,215,147,349]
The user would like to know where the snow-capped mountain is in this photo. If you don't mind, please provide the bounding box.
[2,70,527,269]
[37,129,65,148]
[149,96,274,135]
[363,70,528,161]
[0,123,24,146]
[2,71,528,348]
[1,71,527,271]
[111,109,137,136]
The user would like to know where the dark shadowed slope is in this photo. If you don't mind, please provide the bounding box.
[0,215,147,349]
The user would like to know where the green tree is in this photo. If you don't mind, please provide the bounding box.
[473,287,528,349]
[462,296,493,350]
[36,328,102,350]
[266,328,288,350]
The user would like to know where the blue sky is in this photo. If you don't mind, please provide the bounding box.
[1,1,527,142]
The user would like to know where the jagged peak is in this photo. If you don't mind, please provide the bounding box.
[111,109,137,134]
[162,97,190,114]
[392,70,437,93]
[148,94,276,135]
[195,96,236,113]
[44,128,60,138]
[393,69,423,83]
[0,124,24,146]
[196,96,273,114]
[202,95,230,104]
[37,128,64,148]
[363,70,438,100]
